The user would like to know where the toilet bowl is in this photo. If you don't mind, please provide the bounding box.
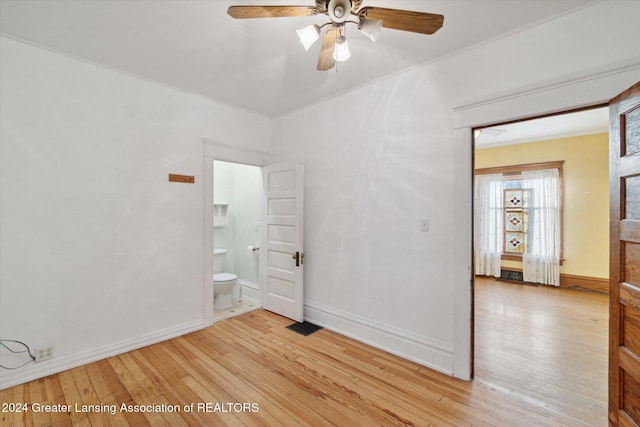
[213,272,237,309]
[213,248,237,309]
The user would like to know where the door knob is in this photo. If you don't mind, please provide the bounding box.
[292,251,300,267]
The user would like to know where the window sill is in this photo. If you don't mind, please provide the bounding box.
[501,254,522,262]
[501,253,565,265]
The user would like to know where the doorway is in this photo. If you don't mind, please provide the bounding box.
[202,139,273,326]
[471,106,610,424]
[473,106,610,289]
[212,160,263,321]
[202,140,305,326]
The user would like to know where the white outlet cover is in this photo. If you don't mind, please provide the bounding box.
[34,345,55,362]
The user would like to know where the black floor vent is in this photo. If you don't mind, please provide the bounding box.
[287,321,322,336]
[500,269,524,282]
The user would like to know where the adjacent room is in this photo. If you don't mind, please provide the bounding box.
[473,107,610,425]
[1,0,639,425]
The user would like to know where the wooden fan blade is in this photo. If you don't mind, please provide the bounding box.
[358,7,444,35]
[227,6,319,19]
[317,28,337,71]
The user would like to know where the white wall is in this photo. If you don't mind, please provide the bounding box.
[273,61,459,374]
[272,1,640,378]
[0,36,271,388]
[231,164,262,285]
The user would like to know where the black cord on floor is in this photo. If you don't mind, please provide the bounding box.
[0,339,36,370]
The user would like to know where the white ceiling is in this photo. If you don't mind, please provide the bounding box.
[0,0,596,117]
[475,107,610,148]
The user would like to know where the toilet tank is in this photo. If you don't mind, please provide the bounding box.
[213,248,227,274]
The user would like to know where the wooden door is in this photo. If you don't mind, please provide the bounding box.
[609,81,640,426]
[260,162,305,322]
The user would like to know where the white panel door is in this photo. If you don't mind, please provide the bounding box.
[261,162,304,322]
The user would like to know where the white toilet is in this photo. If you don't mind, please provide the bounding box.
[213,249,238,309]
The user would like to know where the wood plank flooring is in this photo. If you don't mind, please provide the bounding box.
[474,277,608,426]
[1,278,608,426]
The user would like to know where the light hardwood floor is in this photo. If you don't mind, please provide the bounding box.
[1,278,608,426]
[474,277,608,426]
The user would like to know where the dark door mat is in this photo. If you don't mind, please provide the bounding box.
[287,321,322,336]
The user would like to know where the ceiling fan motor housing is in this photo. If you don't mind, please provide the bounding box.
[327,0,352,23]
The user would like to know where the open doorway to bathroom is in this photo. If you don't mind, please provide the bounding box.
[213,160,263,321]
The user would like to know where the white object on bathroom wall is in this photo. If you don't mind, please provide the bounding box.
[213,203,229,227]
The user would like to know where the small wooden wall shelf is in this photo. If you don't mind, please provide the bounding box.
[169,174,195,184]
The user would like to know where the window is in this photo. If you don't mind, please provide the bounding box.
[475,161,563,286]
[503,181,529,255]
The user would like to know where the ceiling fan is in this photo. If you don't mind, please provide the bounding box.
[227,0,444,71]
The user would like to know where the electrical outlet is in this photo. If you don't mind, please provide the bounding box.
[34,346,55,362]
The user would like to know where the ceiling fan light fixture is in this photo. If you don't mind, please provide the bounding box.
[359,18,382,43]
[227,1,446,71]
[327,0,352,23]
[296,24,321,50]
[333,35,351,62]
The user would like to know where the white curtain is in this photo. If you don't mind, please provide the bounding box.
[474,174,503,277]
[522,169,560,286]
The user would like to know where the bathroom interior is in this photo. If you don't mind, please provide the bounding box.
[213,160,262,321]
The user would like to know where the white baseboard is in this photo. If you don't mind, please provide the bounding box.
[2,298,454,389]
[239,280,260,303]
[0,320,206,390]
[304,301,454,376]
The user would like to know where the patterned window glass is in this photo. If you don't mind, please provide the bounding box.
[503,187,531,254]
[505,190,522,208]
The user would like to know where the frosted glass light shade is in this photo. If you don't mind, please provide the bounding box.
[359,19,382,43]
[296,24,320,51]
[333,35,351,61]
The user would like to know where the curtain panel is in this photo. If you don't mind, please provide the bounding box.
[474,174,503,277]
[522,169,561,286]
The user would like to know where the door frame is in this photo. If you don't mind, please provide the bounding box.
[203,139,273,326]
[451,63,640,380]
